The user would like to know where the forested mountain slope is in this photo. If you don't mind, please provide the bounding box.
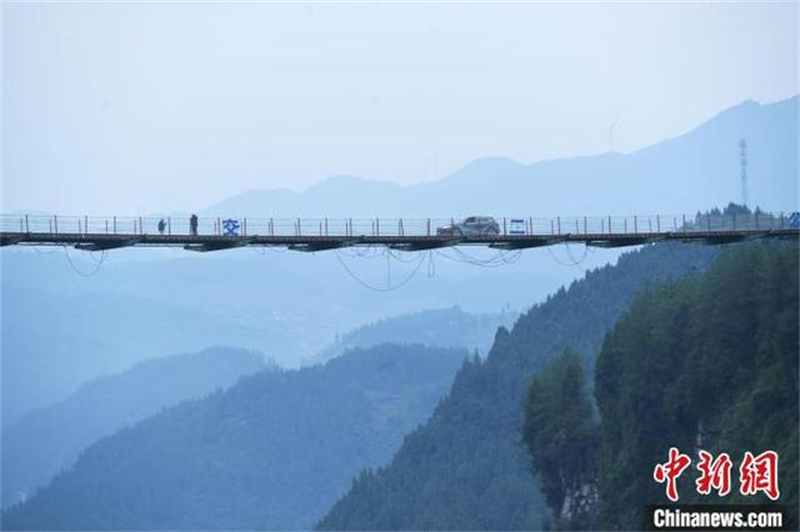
[1,347,268,509]
[317,242,719,530]
[522,242,798,530]
[2,344,467,531]
[594,242,798,529]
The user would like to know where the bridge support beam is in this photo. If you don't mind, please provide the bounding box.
[586,237,652,248]
[0,236,23,247]
[684,233,769,245]
[490,238,564,250]
[390,240,459,251]
[75,239,139,251]
[288,242,353,252]
[184,240,251,252]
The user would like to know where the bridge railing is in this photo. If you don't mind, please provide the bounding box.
[0,213,792,239]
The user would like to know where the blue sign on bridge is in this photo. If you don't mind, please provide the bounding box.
[788,212,800,229]
[222,219,241,236]
[509,219,526,235]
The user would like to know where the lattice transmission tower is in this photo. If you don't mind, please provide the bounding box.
[740,138,749,208]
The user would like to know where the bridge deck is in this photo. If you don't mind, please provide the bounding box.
[1,214,797,252]
[2,231,798,252]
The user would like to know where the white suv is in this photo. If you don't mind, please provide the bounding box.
[437,216,501,237]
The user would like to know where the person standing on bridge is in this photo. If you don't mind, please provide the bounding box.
[190,214,198,236]
[158,219,166,235]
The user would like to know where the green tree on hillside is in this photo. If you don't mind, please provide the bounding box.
[523,349,599,530]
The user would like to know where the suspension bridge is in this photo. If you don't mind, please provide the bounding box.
[1,213,798,253]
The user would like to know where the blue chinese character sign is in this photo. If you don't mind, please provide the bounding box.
[222,219,240,236]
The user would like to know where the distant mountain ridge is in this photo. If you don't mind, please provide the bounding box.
[0,284,286,427]
[205,96,799,218]
[306,305,516,365]
[1,347,269,510]
[2,344,468,531]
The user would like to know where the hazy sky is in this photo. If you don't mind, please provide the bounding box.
[2,1,798,214]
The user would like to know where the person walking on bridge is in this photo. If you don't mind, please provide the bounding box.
[190,214,198,236]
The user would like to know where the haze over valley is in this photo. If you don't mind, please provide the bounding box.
[2,2,798,530]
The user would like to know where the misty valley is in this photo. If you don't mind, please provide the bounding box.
[3,230,796,531]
